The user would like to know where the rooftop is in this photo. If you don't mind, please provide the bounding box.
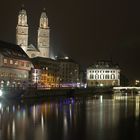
[0,40,30,60]
[88,60,119,69]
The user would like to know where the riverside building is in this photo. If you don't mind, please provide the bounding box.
[31,57,59,88]
[0,41,31,88]
[56,57,80,87]
[87,60,120,87]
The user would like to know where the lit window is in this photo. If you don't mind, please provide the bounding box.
[3,58,7,64]
[24,74,27,78]
[111,74,115,79]
[90,74,94,79]
[105,75,109,79]
[10,60,13,64]
[95,74,99,79]
[15,61,18,65]
[100,74,104,79]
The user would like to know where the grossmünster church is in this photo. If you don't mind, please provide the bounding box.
[16,7,50,58]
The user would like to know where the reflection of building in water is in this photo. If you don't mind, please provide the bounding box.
[87,60,120,87]
[135,96,140,118]
[0,41,31,88]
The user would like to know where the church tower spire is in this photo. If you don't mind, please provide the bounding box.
[37,9,50,58]
[16,6,28,52]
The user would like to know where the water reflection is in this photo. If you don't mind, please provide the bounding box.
[0,95,140,140]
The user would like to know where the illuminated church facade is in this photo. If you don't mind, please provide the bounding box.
[16,7,50,58]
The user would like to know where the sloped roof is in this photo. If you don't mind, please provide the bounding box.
[27,44,40,52]
[56,57,78,64]
[88,60,119,69]
[31,57,56,69]
[0,40,30,60]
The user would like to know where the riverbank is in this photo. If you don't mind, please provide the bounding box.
[21,87,113,99]
[0,87,113,99]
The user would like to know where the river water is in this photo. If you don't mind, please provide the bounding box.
[0,95,140,140]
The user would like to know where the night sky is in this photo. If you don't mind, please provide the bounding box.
[0,0,140,80]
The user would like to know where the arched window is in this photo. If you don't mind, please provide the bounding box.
[95,74,99,80]
[90,74,94,79]
[105,75,109,79]
[100,74,104,80]
[111,74,115,79]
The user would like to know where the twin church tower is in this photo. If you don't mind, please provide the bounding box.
[16,7,50,58]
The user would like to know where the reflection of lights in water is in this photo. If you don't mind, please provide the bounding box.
[135,96,140,118]
[63,115,68,138]
[17,111,21,119]
[40,113,47,139]
[18,105,20,110]
[6,106,9,113]
[112,100,115,122]
[114,95,122,100]
[41,113,44,131]
[113,95,128,101]
[62,98,75,105]
[0,89,3,97]
[55,105,58,118]
[12,120,15,140]
[33,105,36,123]
[69,104,72,123]
[7,124,10,139]
[0,103,2,110]
[71,98,74,104]
[0,102,3,114]
[13,106,15,112]
[99,97,103,131]
[23,109,26,120]
[124,95,128,118]
[100,95,103,104]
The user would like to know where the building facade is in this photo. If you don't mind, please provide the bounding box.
[87,61,120,87]
[31,57,59,88]
[0,41,32,88]
[57,57,80,87]
[16,7,50,58]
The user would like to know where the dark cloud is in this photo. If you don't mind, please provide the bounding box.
[0,0,140,80]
